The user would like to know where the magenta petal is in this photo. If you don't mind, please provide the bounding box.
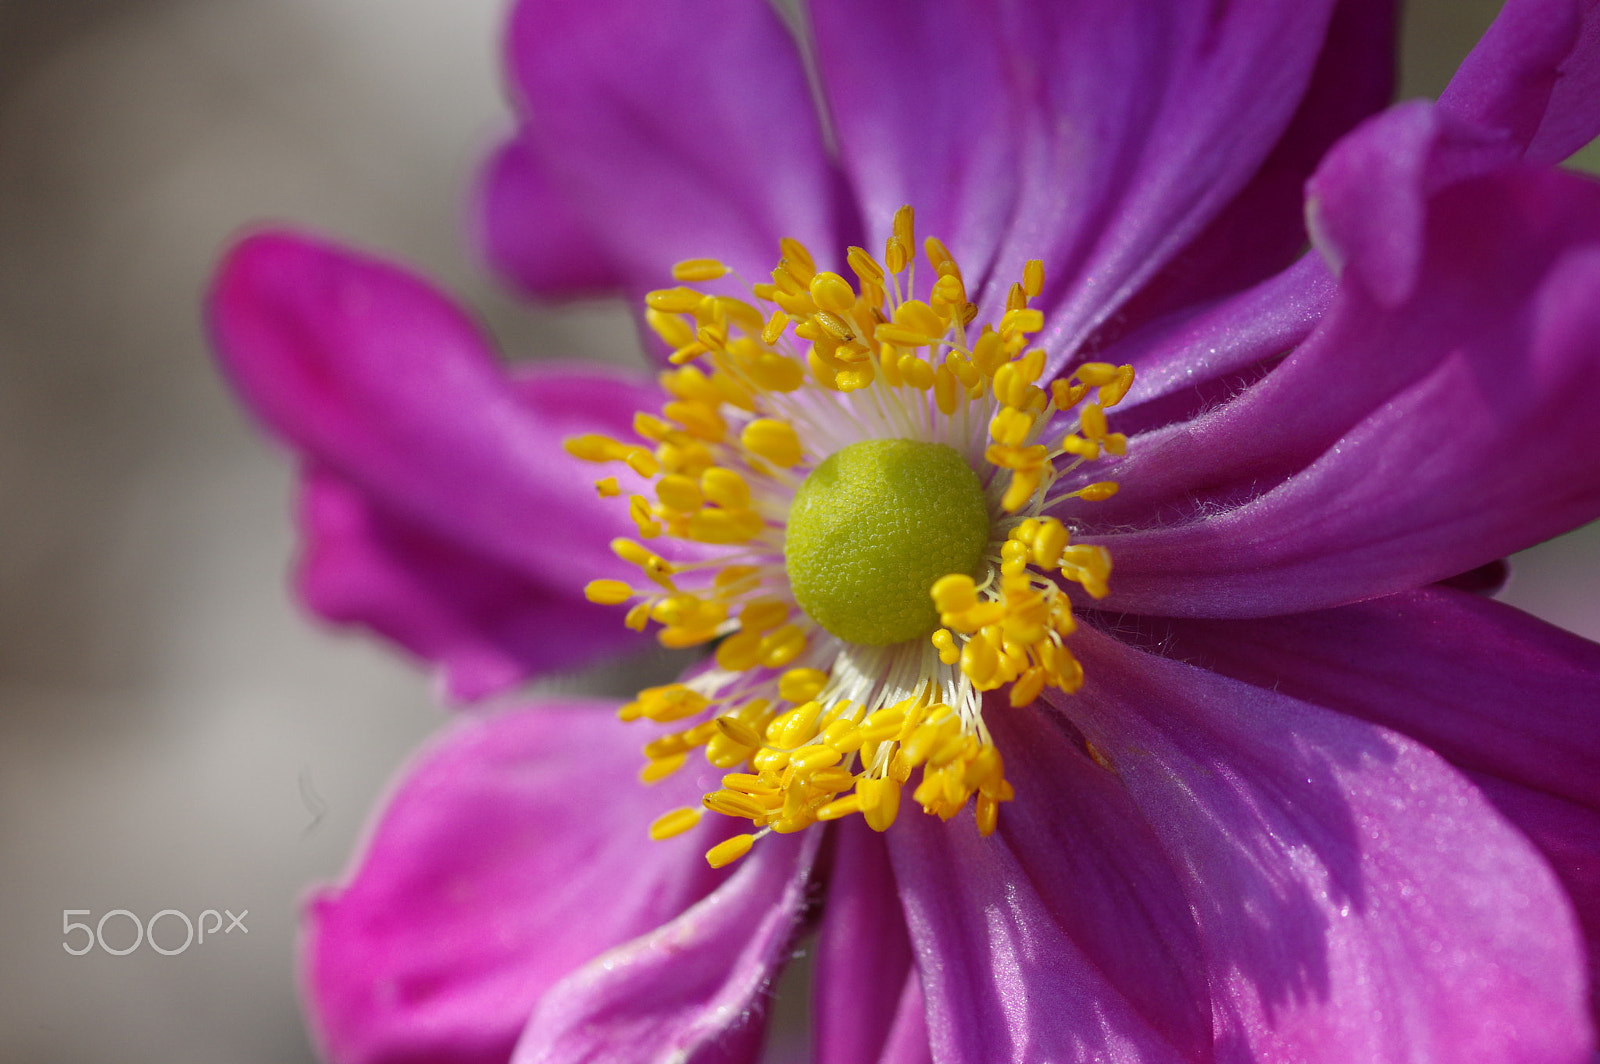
[1099,253,1333,418]
[886,700,1211,1063]
[306,702,737,1064]
[1151,589,1600,823]
[1150,586,1600,1017]
[511,831,820,1064]
[1098,165,1600,617]
[209,232,658,602]
[497,0,848,295]
[296,466,641,702]
[813,820,914,1064]
[810,0,1341,361]
[476,135,625,300]
[876,975,933,1064]
[1058,626,1593,1062]
[1107,0,1396,329]
[1441,0,1600,165]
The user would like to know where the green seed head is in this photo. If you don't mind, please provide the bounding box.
[784,438,991,646]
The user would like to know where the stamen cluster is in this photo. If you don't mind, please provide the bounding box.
[567,207,1132,866]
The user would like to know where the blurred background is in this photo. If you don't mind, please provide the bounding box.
[0,1,1594,1061]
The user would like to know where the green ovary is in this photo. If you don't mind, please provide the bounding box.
[784,439,991,646]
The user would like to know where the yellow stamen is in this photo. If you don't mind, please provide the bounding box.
[706,833,756,868]
[568,205,1135,860]
[672,258,728,282]
[649,807,703,839]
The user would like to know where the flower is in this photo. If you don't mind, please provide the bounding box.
[206,0,1600,1061]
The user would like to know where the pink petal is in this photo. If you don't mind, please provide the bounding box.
[885,697,1212,1063]
[1150,585,1600,1020]
[812,821,916,1064]
[1440,0,1600,165]
[511,831,820,1064]
[1092,117,1600,616]
[491,0,849,298]
[306,702,739,1064]
[1103,0,1396,332]
[810,0,1344,365]
[1055,626,1593,1062]
[1096,253,1333,423]
[209,231,659,622]
[296,466,641,703]
[476,135,625,301]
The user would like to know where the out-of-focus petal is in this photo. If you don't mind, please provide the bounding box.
[476,135,625,300]
[306,703,737,1064]
[512,831,820,1064]
[1054,627,1593,1063]
[1440,0,1600,165]
[1148,586,1600,1016]
[296,466,641,703]
[496,0,850,299]
[1092,136,1600,617]
[886,698,1211,1064]
[813,820,914,1064]
[810,0,1341,366]
[209,232,657,604]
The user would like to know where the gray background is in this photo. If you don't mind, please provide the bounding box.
[0,2,1594,1062]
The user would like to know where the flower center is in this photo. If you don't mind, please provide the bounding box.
[565,205,1136,868]
[785,439,989,646]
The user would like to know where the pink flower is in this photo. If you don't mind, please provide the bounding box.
[208,0,1600,1060]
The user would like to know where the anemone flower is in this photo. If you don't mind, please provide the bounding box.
[208,0,1600,1061]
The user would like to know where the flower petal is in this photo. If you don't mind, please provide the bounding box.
[1055,626,1593,1062]
[1097,253,1333,425]
[885,699,1212,1063]
[476,135,626,300]
[306,702,737,1064]
[813,820,916,1064]
[809,0,1342,361]
[1095,147,1600,617]
[512,830,820,1064]
[1440,0,1600,165]
[1103,0,1396,331]
[209,232,658,605]
[296,465,641,702]
[494,0,850,298]
[1147,586,1600,1018]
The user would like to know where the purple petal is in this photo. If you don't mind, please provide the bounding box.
[476,136,625,300]
[306,702,738,1064]
[1440,0,1600,165]
[1054,626,1593,1062]
[492,0,849,298]
[876,975,933,1064]
[1096,253,1334,423]
[1091,102,1508,523]
[1466,778,1600,1022]
[1148,586,1600,1017]
[811,0,1343,364]
[1101,0,1396,332]
[296,465,642,703]
[1094,145,1600,617]
[1304,102,1512,307]
[886,698,1212,1063]
[512,831,820,1064]
[812,820,915,1064]
[208,232,659,605]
